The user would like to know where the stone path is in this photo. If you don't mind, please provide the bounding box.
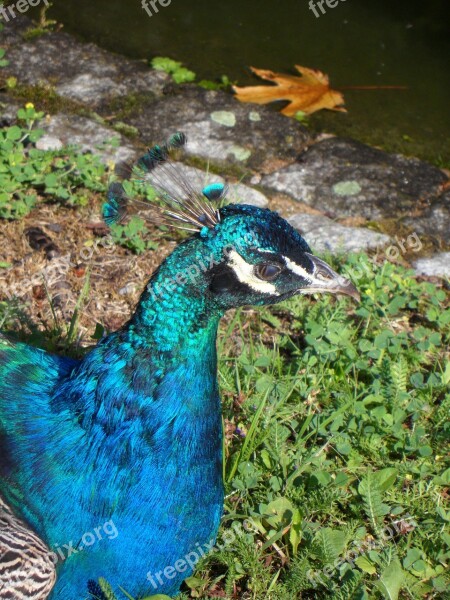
[262,138,446,222]
[1,16,448,276]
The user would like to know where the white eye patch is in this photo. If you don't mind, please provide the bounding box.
[227,250,279,295]
[283,257,313,282]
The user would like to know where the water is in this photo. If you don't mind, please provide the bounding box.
[32,0,450,164]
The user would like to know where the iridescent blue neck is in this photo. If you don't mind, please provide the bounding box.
[55,239,225,448]
[127,238,224,354]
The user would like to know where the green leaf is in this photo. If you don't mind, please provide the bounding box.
[6,126,22,141]
[403,548,422,570]
[358,470,395,535]
[441,361,450,385]
[184,576,206,589]
[91,322,106,340]
[436,506,449,522]
[0,48,8,68]
[151,56,182,72]
[44,173,59,188]
[376,468,398,492]
[264,497,294,528]
[289,508,302,555]
[375,558,404,600]
[98,577,118,600]
[355,555,377,574]
[312,470,332,487]
[171,67,196,84]
[28,128,44,143]
[433,467,450,486]
[260,448,271,469]
[150,56,196,83]
[418,445,432,457]
[313,528,347,564]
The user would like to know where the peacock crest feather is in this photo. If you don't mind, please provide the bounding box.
[102,132,228,233]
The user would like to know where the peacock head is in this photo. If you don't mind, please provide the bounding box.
[103,133,359,313]
[192,202,359,310]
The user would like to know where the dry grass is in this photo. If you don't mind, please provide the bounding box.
[0,195,173,339]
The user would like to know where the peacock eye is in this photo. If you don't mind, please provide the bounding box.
[255,263,282,281]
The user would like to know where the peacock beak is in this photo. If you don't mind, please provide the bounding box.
[302,254,360,301]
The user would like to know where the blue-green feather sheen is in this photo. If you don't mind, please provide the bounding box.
[0,206,310,598]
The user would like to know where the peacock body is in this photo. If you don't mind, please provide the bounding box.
[0,134,358,599]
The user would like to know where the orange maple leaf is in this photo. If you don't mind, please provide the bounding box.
[233,65,346,116]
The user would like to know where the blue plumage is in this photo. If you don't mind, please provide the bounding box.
[102,182,128,225]
[0,134,358,599]
[202,183,228,202]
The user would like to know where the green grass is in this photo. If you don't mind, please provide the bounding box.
[198,256,449,600]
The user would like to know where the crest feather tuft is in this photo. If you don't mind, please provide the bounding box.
[102,132,227,233]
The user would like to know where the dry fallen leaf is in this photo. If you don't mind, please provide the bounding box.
[233,65,346,116]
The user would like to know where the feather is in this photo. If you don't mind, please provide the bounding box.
[103,133,226,233]
[0,496,56,599]
[166,131,187,149]
[202,183,229,202]
[102,182,129,226]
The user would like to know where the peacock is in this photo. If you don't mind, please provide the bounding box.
[0,133,358,599]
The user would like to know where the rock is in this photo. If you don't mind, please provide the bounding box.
[0,94,21,127]
[37,114,137,164]
[36,136,64,151]
[289,213,391,253]
[119,283,137,296]
[261,137,447,221]
[402,189,450,239]
[413,253,450,277]
[56,74,120,105]
[142,161,269,208]
[124,85,310,170]
[0,14,30,47]
[229,184,268,208]
[3,28,168,107]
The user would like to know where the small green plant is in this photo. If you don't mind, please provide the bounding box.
[295,110,310,126]
[150,57,235,92]
[198,75,233,91]
[109,215,157,254]
[0,104,106,219]
[0,47,8,68]
[106,178,164,254]
[23,2,61,40]
[150,57,196,84]
[0,276,91,357]
[0,21,9,68]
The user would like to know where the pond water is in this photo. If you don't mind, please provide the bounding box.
[32,0,450,164]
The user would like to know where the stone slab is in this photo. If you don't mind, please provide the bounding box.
[289,212,391,253]
[261,137,447,221]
